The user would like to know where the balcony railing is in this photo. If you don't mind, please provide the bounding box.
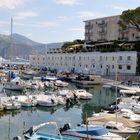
[119,28,129,33]
[125,60,133,65]
[85,25,93,29]
[98,29,107,34]
[117,60,125,64]
[98,21,107,26]
[118,37,129,41]
[136,36,140,40]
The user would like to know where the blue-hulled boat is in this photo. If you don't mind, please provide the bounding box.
[60,124,125,140]
[15,121,79,140]
[24,131,78,140]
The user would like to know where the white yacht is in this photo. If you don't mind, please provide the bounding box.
[104,121,138,136]
[4,77,25,91]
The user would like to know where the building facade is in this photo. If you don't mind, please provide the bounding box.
[84,15,140,42]
[29,55,46,68]
[29,51,137,75]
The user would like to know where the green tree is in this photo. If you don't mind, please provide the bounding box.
[119,7,140,31]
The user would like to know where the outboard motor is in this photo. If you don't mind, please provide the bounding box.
[59,123,71,133]
[13,136,22,140]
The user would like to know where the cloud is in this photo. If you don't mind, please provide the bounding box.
[57,16,68,21]
[38,21,58,28]
[24,33,33,38]
[67,27,84,32]
[78,11,105,19]
[2,30,10,35]
[0,21,9,27]
[14,11,38,20]
[14,20,57,28]
[108,5,126,11]
[0,0,25,9]
[54,0,79,5]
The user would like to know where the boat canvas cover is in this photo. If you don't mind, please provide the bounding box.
[66,125,108,136]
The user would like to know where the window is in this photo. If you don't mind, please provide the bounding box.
[100,56,102,60]
[132,33,135,37]
[118,65,122,69]
[112,57,114,61]
[119,56,122,60]
[73,56,75,60]
[112,65,114,69]
[93,65,95,68]
[127,56,131,60]
[127,65,131,70]
[79,56,81,60]
[101,65,102,69]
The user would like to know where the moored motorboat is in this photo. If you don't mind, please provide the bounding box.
[55,80,69,87]
[4,77,25,91]
[103,121,138,136]
[60,123,125,140]
[13,121,78,140]
[74,89,93,100]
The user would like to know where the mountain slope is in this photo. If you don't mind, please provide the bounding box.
[0,33,46,58]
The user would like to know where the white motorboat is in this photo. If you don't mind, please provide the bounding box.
[104,121,138,136]
[3,100,21,110]
[37,95,58,107]
[74,89,93,100]
[132,104,140,114]
[13,95,37,107]
[4,77,25,91]
[55,80,69,87]
[120,109,140,123]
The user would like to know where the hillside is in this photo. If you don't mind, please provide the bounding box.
[0,33,46,58]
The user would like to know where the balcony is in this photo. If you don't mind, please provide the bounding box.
[98,29,107,34]
[97,38,106,42]
[85,24,93,29]
[117,60,125,65]
[98,59,103,64]
[98,20,107,26]
[125,60,133,65]
[136,35,140,40]
[119,28,129,33]
[118,37,129,41]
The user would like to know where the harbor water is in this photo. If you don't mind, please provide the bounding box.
[0,83,116,140]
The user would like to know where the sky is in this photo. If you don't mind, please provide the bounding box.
[0,0,140,44]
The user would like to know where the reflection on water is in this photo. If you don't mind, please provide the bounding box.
[0,84,116,140]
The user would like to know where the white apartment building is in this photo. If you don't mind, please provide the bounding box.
[29,51,137,75]
[84,15,140,42]
[29,55,46,68]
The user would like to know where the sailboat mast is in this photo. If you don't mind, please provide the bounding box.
[11,18,13,42]
[115,56,118,124]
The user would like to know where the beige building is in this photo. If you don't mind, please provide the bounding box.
[84,15,140,42]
